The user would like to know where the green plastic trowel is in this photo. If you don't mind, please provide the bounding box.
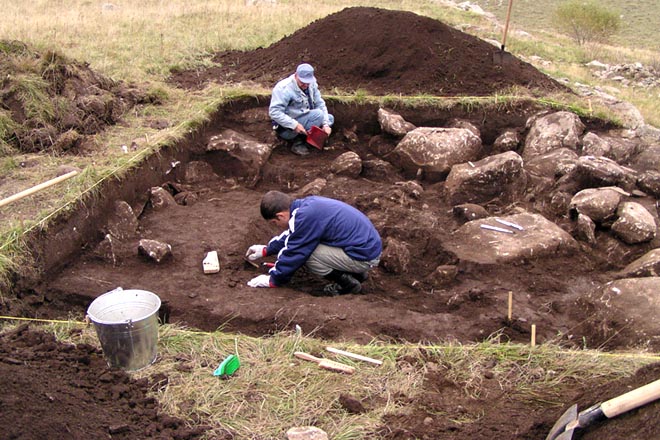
[213,354,240,377]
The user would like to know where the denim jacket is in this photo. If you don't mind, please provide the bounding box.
[269,74,331,130]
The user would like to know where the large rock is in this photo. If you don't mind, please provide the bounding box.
[445,151,524,205]
[611,201,657,244]
[631,144,660,172]
[574,156,637,191]
[183,161,218,183]
[637,170,660,197]
[330,151,362,178]
[444,212,578,264]
[206,129,272,184]
[576,277,660,348]
[523,111,585,160]
[569,187,622,223]
[389,127,482,182]
[616,249,660,278]
[380,237,411,274]
[377,108,416,137]
[104,200,138,240]
[149,186,177,210]
[491,129,521,154]
[525,148,578,179]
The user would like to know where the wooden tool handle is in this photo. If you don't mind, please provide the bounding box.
[326,346,383,365]
[294,352,321,363]
[601,378,660,418]
[294,351,355,374]
[501,0,514,49]
[0,170,78,208]
[318,359,355,374]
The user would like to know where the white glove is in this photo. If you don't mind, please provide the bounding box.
[247,274,273,288]
[245,245,267,261]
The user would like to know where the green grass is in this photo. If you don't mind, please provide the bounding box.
[469,0,660,52]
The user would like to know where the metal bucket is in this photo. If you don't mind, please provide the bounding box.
[87,287,161,371]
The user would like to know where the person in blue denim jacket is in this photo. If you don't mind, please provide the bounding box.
[269,63,334,156]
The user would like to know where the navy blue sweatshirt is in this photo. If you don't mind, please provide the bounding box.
[266,196,382,286]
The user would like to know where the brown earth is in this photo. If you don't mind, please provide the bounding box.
[0,40,154,154]
[170,7,568,97]
[2,6,659,440]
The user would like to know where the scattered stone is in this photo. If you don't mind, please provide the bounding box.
[575,213,597,244]
[394,180,424,199]
[446,212,578,264]
[173,191,198,206]
[338,393,366,414]
[569,187,622,223]
[330,151,362,178]
[523,111,585,160]
[452,203,489,222]
[362,159,398,180]
[574,156,637,191]
[447,118,480,138]
[297,178,327,197]
[637,170,660,197]
[286,426,328,440]
[104,200,138,240]
[491,129,520,154]
[380,237,411,274]
[445,151,524,205]
[425,265,458,286]
[138,239,173,263]
[183,161,218,183]
[149,186,177,211]
[206,129,272,184]
[611,201,657,244]
[525,148,578,179]
[377,108,416,137]
[390,127,482,182]
[616,249,660,278]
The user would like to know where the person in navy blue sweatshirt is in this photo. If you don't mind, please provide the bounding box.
[245,190,382,296]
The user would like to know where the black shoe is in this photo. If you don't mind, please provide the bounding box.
[351,272,369,282]
[323,270,362,295]
[291,141,310,156]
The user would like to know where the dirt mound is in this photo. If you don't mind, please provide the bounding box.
[0,40,156,154]
[170,7,567,96]
[0,324,210,439]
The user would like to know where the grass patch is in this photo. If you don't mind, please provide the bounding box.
[11,321,654,438]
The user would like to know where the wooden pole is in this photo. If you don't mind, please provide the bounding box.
[507,291,513,322]
[531,324,536,347]
[0,170,78,208]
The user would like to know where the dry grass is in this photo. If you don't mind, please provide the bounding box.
[6,321,653,438]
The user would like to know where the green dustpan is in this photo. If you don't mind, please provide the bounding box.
[213,354,240,377]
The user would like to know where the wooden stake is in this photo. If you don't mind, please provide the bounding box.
[531,324,536,347]
[0,170,78,208]
[507,291,513,322]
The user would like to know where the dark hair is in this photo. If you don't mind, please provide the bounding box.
[260,191,292,220]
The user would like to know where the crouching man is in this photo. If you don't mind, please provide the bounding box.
[245,190,381,296]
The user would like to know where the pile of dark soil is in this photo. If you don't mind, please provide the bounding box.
[0,324,209,439]
[170,7,567,96]
[0,40,156,153]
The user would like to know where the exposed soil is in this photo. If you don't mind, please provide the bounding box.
[3,6,659,440]
[0,324,209,439]
[0,40,154,154]
[170,7,568,97]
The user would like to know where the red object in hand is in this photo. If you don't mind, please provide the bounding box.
[306,125,328,150]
